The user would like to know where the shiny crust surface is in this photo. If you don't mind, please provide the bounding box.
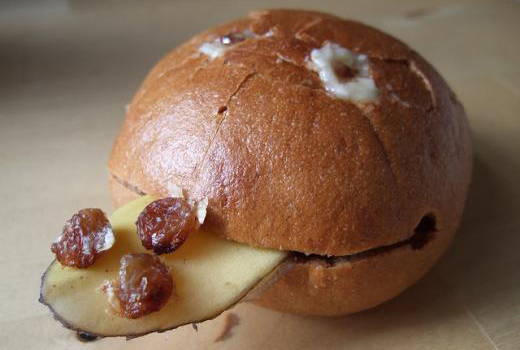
[108,9,472,256]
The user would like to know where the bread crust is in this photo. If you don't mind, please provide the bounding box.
[108,9,472,314]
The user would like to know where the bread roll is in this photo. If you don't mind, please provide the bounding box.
[108,9,472,315]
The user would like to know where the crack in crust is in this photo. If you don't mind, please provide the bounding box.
[294,16,324,43]
[410,60,436,109]
[219,53,320,90]
[111,174,146,196]
[360,112,399,184]
[191,72,258,180]
[376,57,436,111]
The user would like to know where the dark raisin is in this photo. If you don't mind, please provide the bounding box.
[51,208,114,268]
[136,197,197,254]
[104,253,174,319]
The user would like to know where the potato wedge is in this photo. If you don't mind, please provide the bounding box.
[40,195,287,338]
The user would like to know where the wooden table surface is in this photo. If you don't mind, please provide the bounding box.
[1,0,519,349]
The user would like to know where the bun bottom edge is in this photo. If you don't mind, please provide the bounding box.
[109,174,454,316]
[249,227,452,315]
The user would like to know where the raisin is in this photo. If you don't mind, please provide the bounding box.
[51,208,114,268]
[136,197,197,254]
[104,253,174,319]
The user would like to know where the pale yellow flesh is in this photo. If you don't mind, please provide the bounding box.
[41,196,287,337]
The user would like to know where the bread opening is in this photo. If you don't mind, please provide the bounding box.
[410,214,437,250]
[293,214,438,267]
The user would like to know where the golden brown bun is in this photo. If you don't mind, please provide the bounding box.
[108,9,472,315]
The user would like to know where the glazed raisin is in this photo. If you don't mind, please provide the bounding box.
[104,253,174,319]
[51,208,114,268]
[136,197,197,254]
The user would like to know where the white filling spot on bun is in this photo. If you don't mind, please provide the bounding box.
[198,30,256,59]
[308,42,379,103]
[199,41,228,59]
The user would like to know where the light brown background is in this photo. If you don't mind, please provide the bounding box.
[1,0,519,349]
